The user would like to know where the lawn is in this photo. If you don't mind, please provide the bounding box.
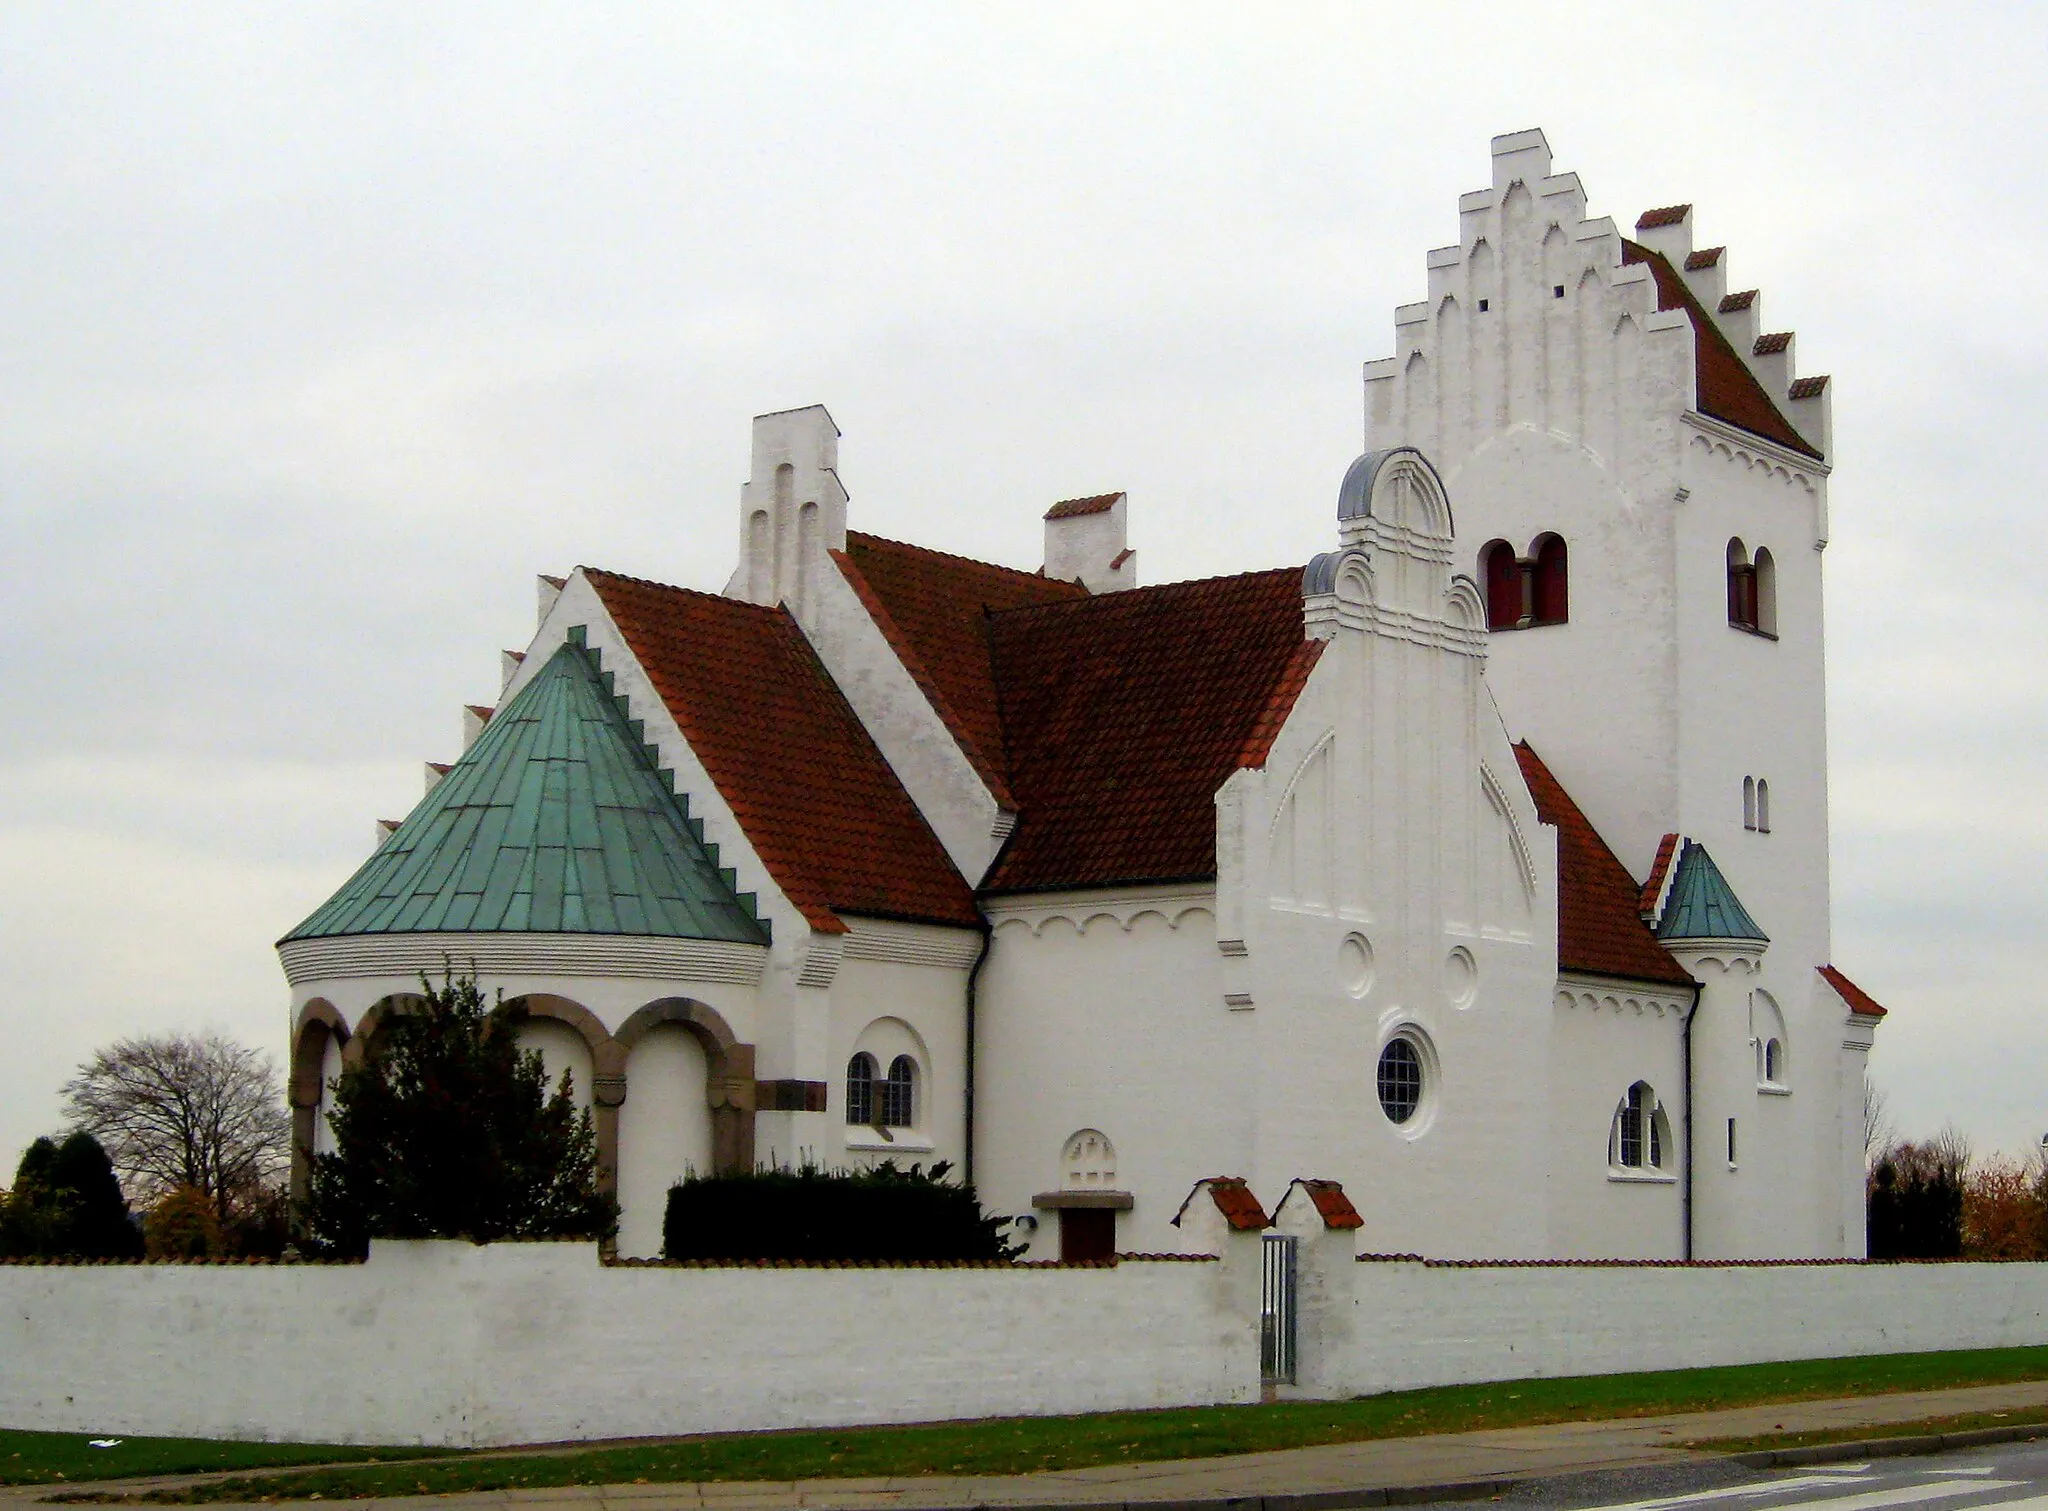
[34,1343,2048,1503]
[0,1431,448,1489]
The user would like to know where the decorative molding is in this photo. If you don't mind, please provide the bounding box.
[1683,412,1829,482]
[1480,762,1539,896]
[1031,1189,1135,1211]
[278,933,767,988]
[985,885,1217,939]
[1553,974,1691,1024]
[1224,992,1255,1012]
[795,934,845,989]
[839,917,985,969]
[1217,938,1249,958]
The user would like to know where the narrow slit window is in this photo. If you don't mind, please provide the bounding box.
[1756,779,1771,833]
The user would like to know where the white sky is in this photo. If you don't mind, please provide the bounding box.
[3,3,2043,1177]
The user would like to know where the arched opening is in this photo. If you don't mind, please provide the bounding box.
[1744,775,1757,831]
[1756,778,1771,833]
[1610,1081,1670,1172]
[845,1052,878,1126]
[1530,534,1569,625]
[882,1055,917,1128]
[1481,539,1522,630]
[1728,538,1759,631]
[1753,547,1777,636]
[616,1024,711,1259]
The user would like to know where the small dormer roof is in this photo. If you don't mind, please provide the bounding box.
[282,639,769,945]
[1656,840,1768,944]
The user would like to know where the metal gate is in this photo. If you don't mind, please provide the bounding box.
[1260,1232,1298,1385]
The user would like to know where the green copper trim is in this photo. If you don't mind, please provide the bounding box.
[283,639,769,945]
[1656,840,1767,944]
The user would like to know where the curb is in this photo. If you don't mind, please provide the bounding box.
[1729,1421,2048,1468]
[795,1485,1522,1511]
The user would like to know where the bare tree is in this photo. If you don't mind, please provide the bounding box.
[1863,1077,1896,1162]
[62,1033,289,1216]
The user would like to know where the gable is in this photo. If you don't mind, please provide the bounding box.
[586,568,979,933]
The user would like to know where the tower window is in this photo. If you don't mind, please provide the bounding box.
[1743,776,1757,831]
[1478,298,1490,312]
[1553,284,1566,298]
[1728,539,1778,636]
[1610,1082,1671,1173]
[1756,778,1771,833]
[1481,540,1522,629]
[1478,535,1569,632]
[1530,535,1569,625]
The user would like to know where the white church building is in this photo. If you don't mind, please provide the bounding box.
[278,130,1887,1264]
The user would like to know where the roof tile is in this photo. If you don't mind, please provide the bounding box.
[587,569,978,932]
[1623,242,1821,460]
[1637,204,1691,229]
[1045,493,1123,520]
[1820,964,1888,1019]
[1788,375,1830,400]
[1513,744,1694,987]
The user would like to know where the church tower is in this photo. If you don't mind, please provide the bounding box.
[1363,129,1860,1257]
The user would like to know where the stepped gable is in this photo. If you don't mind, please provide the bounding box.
[838,532,1087,804]
[1513,744,1694,987]
[283,640,769,945]
[984,567,1314,894]
[585,569,978,934]
[1620,238,1822,461]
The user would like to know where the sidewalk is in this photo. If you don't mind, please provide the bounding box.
[15,1379,2048,1511]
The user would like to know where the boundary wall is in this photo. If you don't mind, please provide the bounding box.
[11,1233,2048,1445]
[0,1241,1256,1447]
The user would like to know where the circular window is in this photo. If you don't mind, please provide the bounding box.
[1377,1037,1424,1124]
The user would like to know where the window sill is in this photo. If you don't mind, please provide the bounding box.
[1757,1084,1792,1098]
[1607,1169,1678,1185]
[843,1128,934,1153]
[1729,623,1780,641]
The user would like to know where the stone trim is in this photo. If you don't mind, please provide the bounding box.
[757,1079,829,1113]
[1032,1189,1136,1210]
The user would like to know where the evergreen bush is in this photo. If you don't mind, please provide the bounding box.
[0,1132,144,1259]
[662,1160,1022,1262]
[299,971,618,1257]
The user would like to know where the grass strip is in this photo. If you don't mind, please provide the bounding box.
[0,1433,449,1489]
[44,1344,2048,1504]
[1684,1404,2048,1454]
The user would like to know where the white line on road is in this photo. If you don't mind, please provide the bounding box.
[1584,1477,2018,1511]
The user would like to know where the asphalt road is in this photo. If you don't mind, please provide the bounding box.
[1482,1440,2048,1511]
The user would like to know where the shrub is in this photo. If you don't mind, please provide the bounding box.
[146,1185,226,1260]
[299,971,618,1257]
[663,1160,1023,1262]
[1868,1132,1969,1259]
[1963,1156,2048,1260]
[0,1132,144,1259]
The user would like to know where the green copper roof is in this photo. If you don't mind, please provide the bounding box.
[284,635,769,945]
[1656,840,1767,944]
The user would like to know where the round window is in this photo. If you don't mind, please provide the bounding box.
[1377,1037,1423,1125]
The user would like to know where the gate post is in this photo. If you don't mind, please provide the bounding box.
[1269,1179,1364,1398]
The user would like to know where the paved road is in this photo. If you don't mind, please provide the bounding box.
[1479,1440,2048,1511]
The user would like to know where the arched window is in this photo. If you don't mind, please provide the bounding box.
[1764,1038,1783,1083]
[1752,991,1789,1090]
[1610,1082,1669,1171]
[844,1053,877,1126]
[881,1054,916,1128]
[1728,538,1759,631]
[1743,776,1757,831]
[1753,548,1777,636]
[1755,778,1771,833]
[1531,534,1569,625]
[1481,540,1522,630]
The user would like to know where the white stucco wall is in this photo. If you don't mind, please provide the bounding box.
[0,1241,1255,1447]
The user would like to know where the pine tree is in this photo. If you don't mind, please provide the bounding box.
[0,1133,144,1259]
[299,972,618,1257]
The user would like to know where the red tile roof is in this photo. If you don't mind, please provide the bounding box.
[1754,332,1792,356]
[1820,964,1888,1019]
[1293,1178,1365,1231]
[1684,247,1724,271]
[1622,241,1820,461]
[1788,375,1830,400]
[1045,493,1123,520]
[1172,1176,1270,1231]
[1513,744,1694,987]
[1637,204,1691,229]
[840,533,1086,808]
[586,568,979,933]
[1639,831,1679,919]
[1719,289,1758,313]
[982,568,1315,893]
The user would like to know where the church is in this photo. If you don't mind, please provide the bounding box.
[278,130,1887,1264]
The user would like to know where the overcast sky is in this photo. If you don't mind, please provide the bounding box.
[2,3,2043,1179]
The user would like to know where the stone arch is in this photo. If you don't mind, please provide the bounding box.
[288,999,349,1201]
[614,997,755,1177]
[342,991,428,1068]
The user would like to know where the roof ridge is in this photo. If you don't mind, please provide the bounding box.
[581,565,785,618]
[845,530,1085,594]
[989,563,1304,623]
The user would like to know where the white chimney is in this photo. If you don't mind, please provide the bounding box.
[731,404,848,614]
[1043,493,1134,593]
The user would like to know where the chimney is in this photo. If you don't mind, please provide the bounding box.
[733,404,848,614]
[1043,493,1135,593]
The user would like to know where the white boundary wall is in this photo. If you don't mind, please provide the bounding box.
[0,1242,1256,1447]
[13,1237,2048,1445]
[1296,1246,2048,1399]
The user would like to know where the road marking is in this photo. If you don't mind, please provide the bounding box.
[1586,1477,2017,1511]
